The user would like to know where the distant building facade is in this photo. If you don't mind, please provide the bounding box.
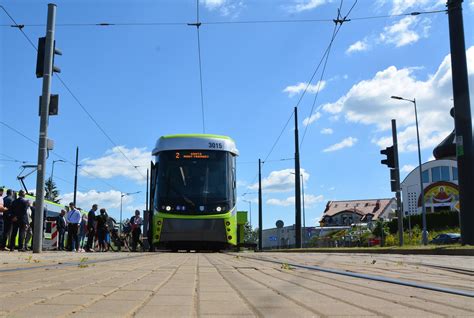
[319,198,397,227]
[262,225,318,249]
[401,159,459,216]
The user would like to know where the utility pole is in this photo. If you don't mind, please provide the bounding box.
[73,146,79,206]
[33,4,57,254]
[392,119,404,246]
[258,159,263,251]
[447,0,474,245]
[294,107,302,248]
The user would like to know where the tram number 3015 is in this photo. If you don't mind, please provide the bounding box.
[208,142,223,149]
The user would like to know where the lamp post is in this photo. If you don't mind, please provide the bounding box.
[391,96,428,245]
[120,191,141,233]
[242,199,252,228]
[47,159,65,200]
[50,159,65,181]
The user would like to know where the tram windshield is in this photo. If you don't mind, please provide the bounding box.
[155,150,235,214]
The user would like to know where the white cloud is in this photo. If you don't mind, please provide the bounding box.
[249,168,309,193]
[60,190,135,211]
[286,0,327,13]
[323,137,358,152]
[202,0,244,17]
[80,146,149,184]
[322,46,474,152]
[379,16,430,47]
[267,194,324,207]
[303,112,321,126]
[283,81,326,98]
[346,40,369,54]
[320,128,333,135]
[401,164,415,173]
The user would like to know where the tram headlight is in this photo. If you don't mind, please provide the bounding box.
[165,206,171,211]
[216,206,222,212]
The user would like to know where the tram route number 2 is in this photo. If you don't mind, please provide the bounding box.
[208,142,223,149]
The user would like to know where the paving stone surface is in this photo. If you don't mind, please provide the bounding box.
[0,251,472,317]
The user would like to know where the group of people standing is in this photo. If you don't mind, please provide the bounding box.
[0,188,47,251]
[1,188,144,252]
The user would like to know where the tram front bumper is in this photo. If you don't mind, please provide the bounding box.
[160,218,227,243]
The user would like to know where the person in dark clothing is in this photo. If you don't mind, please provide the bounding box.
[96,208,108,252]
[1,189,14,250]
[9,190,30,251]
[130,210,143,252]
[56,209,67,251]
[86,204,98,252]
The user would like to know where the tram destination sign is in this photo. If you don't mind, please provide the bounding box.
[175,151,211,160]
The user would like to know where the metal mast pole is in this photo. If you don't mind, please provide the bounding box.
[301,175,306,246]
[294,107,302,248]
[447,0,474,245]
[33,3,56,253]
[258,159,263,251]
[73,146,79,206]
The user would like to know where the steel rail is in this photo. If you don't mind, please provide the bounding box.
[229,253,474,298]
[0,253,152,273]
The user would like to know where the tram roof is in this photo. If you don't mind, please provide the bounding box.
[153,134,239,155]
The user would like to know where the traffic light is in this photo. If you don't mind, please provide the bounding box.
[36,37,62,78]
[380,146,395,168]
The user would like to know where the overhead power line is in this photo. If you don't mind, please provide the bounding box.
[0,121,119,191]
[0,9,447,28]
[299,0,359,147]
[188,0,206,133]
[1,5,146,182]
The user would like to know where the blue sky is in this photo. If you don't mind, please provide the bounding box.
[1,0,473,229]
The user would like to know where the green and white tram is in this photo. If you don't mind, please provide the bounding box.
[149,134,238,250]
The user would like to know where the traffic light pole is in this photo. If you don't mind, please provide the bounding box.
[33,3,56,254]
[391,119,403,246]
[447,0,474,245]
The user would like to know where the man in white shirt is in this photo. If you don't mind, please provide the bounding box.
[66,202,81,252]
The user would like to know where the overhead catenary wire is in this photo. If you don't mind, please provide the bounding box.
[0,9,448,28]
[300,0,359,147]
[189,0,206,133]
[1,5,146,182]
[0,121,120,192]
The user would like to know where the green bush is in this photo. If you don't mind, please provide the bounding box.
[387,211,460,234]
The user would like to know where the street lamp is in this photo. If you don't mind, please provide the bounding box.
[291,172,306,245]
[47,159,65,200]
[242,199,252,228]
[50,159,65,181]
[391,95,428,245]
[120,191,141,233]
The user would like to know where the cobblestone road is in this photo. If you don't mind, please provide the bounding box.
[0,252,472,317]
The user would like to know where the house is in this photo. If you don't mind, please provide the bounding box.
[319,198,397,227]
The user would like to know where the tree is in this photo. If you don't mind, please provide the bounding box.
[45,177,60,203]
[244,222,258,243]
